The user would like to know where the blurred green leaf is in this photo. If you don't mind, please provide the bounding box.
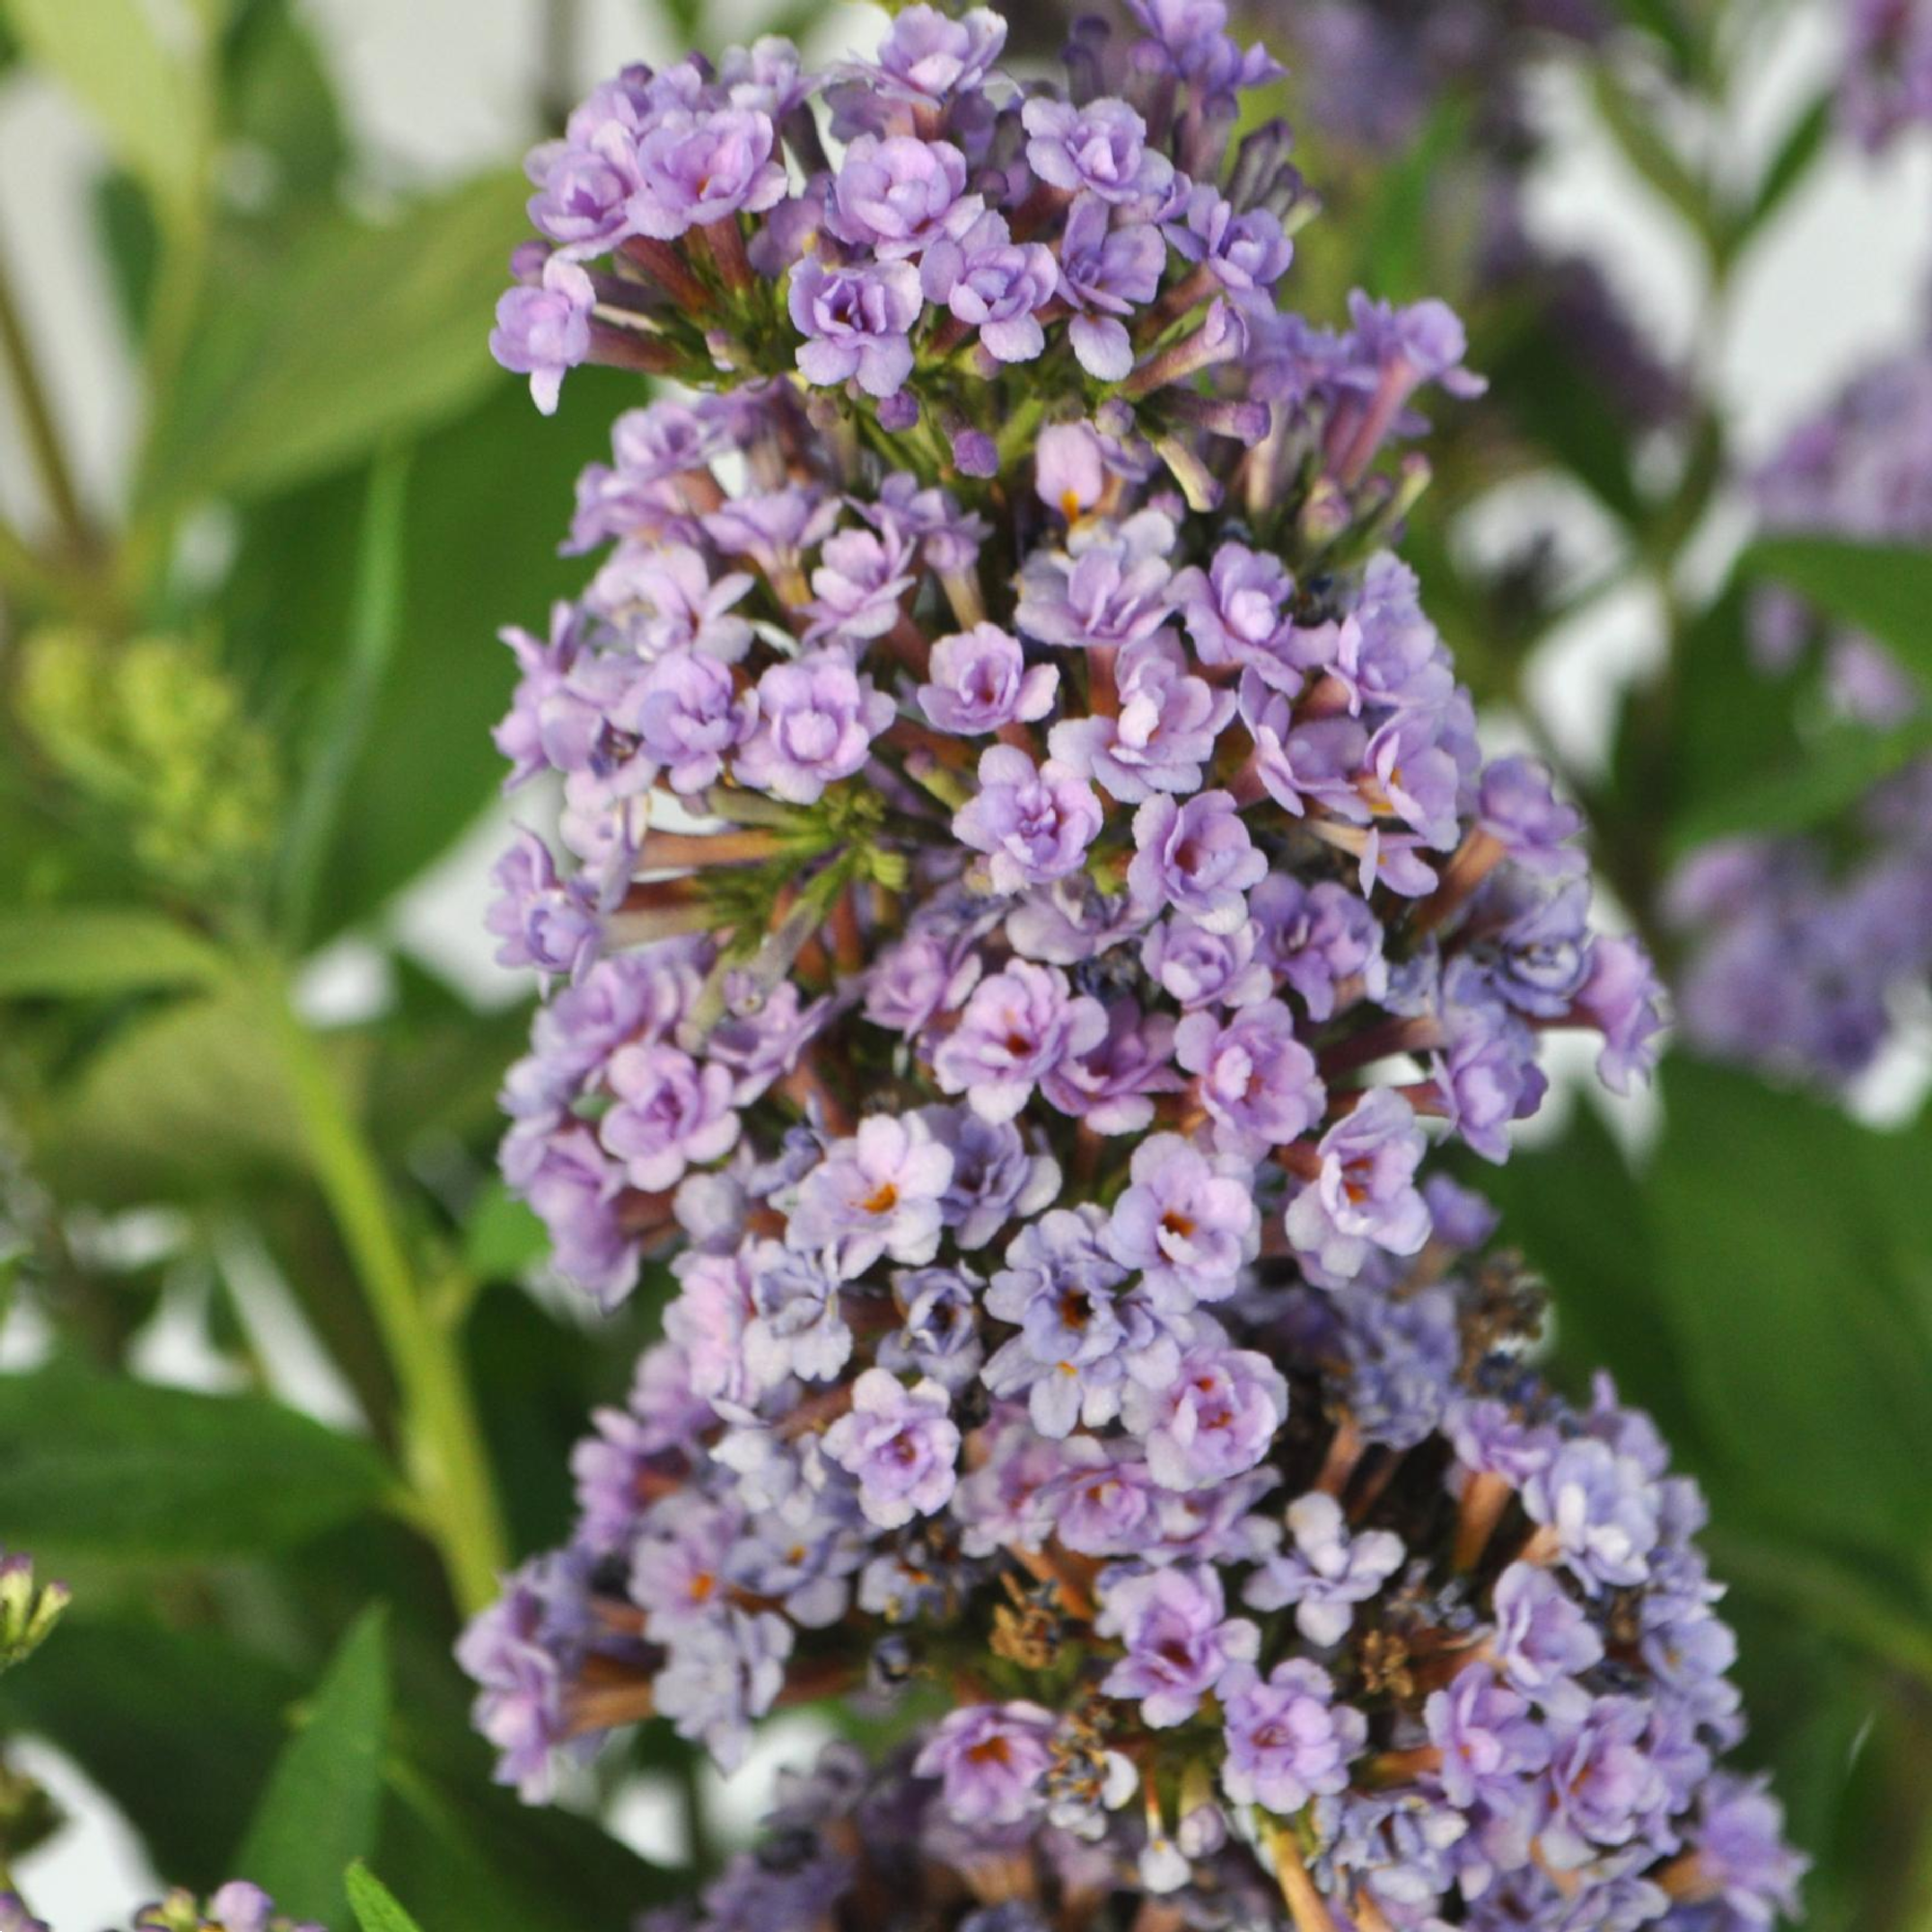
[1590,66,1717,253]
[0,1616,301,1886]
[1664,719,1932,857]
[462,1181,547,1281]
[1492,318,1643,523]
[3,0,208,228]
[1358,99,1472,305]
[0,1364,387,1559]
[0,907,225,999]
[1643,1059,1932,1556]
[278,451,412,947]
[31,978,314,1200]
[1731,87,1832,255]
[222,0,347,208]
[1742,536,1932,692]
[138,171,528,507]
[222,370,633,933]
[239,1606,391,1925]
[347,1864,424,1932]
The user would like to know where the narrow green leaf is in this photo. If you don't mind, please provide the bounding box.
[278,450,412,947]
[3,0,208,226]
[1590,68,1718,254]
[1665,719,1932,857]
[237,1608,391,1927]
[346,1864,423,1932]
[1741,534,1932,692]
[138,170,530,507]
[1733,88,1833,252]
[0,908,224,999]
[0,1364,387,1559]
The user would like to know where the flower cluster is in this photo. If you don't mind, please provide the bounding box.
[1668,328,1932,1087]
[1841,0,1932,150]
[464,4,1785,1928]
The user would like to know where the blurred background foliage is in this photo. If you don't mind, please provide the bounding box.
[0,0,1929,1928]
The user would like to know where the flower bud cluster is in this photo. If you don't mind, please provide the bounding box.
[463,5,1786,1927]
[1669,331,1932,1087]
[123,1886,320,1932]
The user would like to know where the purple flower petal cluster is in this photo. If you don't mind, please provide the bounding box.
[461,9,1787,1928]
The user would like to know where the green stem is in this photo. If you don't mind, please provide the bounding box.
[256,954,508,1615]
[0,244,88,557]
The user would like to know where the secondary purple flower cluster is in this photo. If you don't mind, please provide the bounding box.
[1667,330,1932,1087]
[1841,0,1932,149]
[465,5,1788,1927]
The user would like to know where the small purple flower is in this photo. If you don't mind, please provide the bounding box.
[1522,1438,1661,1593]
[601,1041,741,1194]
[1171,541,1299,683]
[1016,509,1176,651]
[1220,1661,1367,1813]
[1574,934,1668,1095]
[1424,1663,1551,1812]
[491,255,594,415]
[1057,194,1167,382]
[789,258,924,399]
[1039,996,1183,1135]
[1683,1775,1807,1926]
[913,1701,1057,1830]
[1174,1000,1324,1155]
[919,623,1058,735]
[1105,1132,1258,1307]
[526,127,640,257]
[653,1606,791,1772]
[921,1105,1060,1249]
[1021,96,1174,206]
[1539,1696,1669,1869]
[868,5,1008,102]
[921,209,1059,364]
[1477,755,1584,877]
[930,960,1108,1122]
[486,829,602,980]
[1121,1340,1287,1491]
[507,1122,639,1306]
[629,648,753,793]
[628,106,788,239]
[828,134,975,257]
[805,526,917,643]
[1252,875,1385,1020]
[1430,993,1546,1164]
[1128,790,1266,933]
[823,1368,961,1528]
[1096,1564,1259,1727]
[735,651,894,804]
[1241,1491,1405,1644]
[1141,915,1273,1010]
[1166,184,1294,302]
[954,745,1104,893]
[743,1239,853,1385]
[1049,633,1235,802]
[789,1113,955,1275]
[1284,1089,1433,1289]
[455,1553,589,1802]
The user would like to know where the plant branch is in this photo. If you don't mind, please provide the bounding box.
[0,242,89,556]
[257,954,508,1616]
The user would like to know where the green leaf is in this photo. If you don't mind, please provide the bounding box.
[1491,317,1643,524]
[138,170,529,507]
[1590,67,1718,254]
[0,1363,388,1559]
[1642,1059,1932,1556]
[3,0,208,227]
[1741,534,1932,691]
[30,978,315,1201]
[238,1607,391,1926]
[0,907,225,999]
[1664,718,1932,857]
[1357,98,1474,305]
[346,1864,423,1932]
[221,0,347,208]
[461,1180,547,1281]
[1731,87,1832,255]
[277,450,412,946]
[0,1615,302,1888]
